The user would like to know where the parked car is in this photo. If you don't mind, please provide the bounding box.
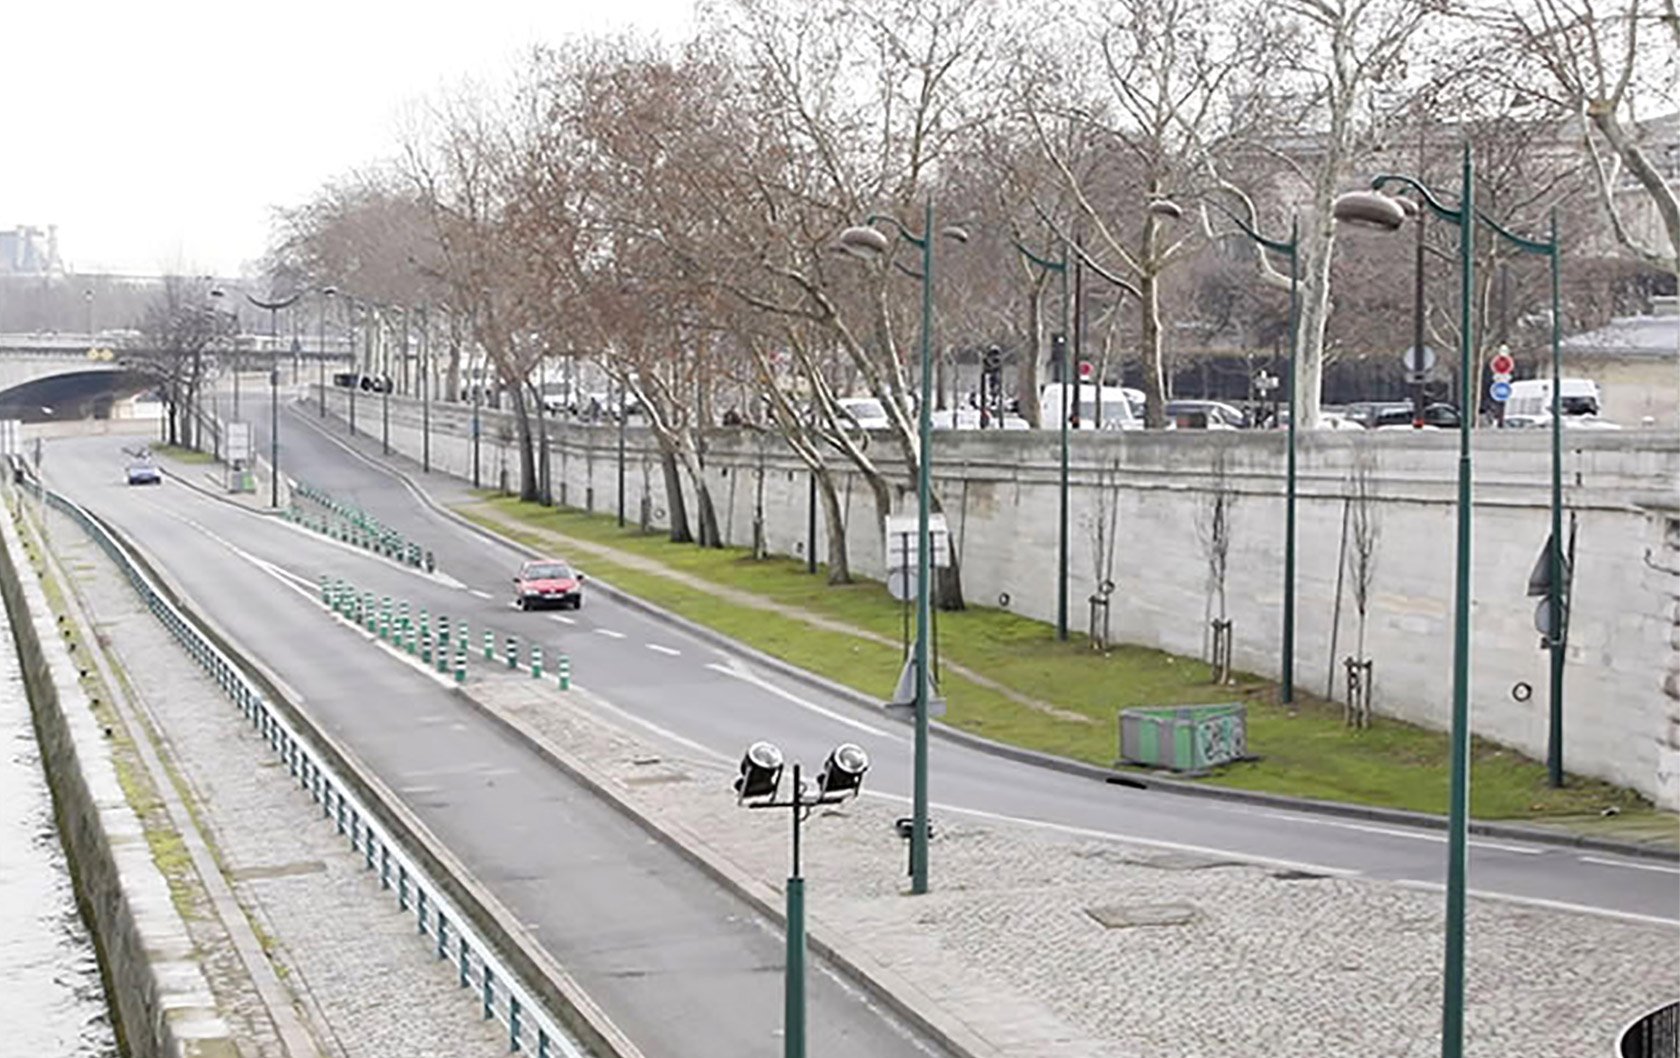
[835,396,891,431]
[1037,383,1143,429]
[1166,399,1247,429]
[126,458,162,486]
[512,560,585,611]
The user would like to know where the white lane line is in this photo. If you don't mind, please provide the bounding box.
[1393,878,1678,928]
[468,589,493,600]
[548,615,576,625]
[1579,855,1680,875]
[595,628,626,639]
[647,644,681,656]
[1258,810,1543,856]
[863,793,1359,878]
[569,686,729,764]
[705,661,893,738]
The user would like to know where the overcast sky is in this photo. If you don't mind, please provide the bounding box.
[2,0,694,278]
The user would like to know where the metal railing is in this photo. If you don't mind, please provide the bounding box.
[20,467,586,1058]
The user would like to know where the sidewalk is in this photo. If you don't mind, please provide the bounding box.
[465,670,1679,1058]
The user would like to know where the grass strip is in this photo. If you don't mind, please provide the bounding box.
[461,495,1652,822]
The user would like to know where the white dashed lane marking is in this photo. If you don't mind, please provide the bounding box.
[548,615,575,625]
[595,628,626,639]
[468,589,492,600]
[647,644,680,656]
[1579,856,1679,875]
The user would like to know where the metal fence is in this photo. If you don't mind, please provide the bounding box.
[22,469,587,1058]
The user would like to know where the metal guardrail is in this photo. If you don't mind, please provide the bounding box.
[20,468,586,1058]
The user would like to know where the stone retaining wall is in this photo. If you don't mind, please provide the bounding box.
[0,485,233,1058]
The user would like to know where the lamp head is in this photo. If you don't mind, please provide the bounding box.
[940,224,970,244]
[836,226,891,261]
[1332,191,1408,232]
[733,740,785,805]
[817,742,869,801]
[1148,199,1185,220]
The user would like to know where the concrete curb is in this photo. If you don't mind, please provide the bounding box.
[308,412,1680,866]
[451,678,1007,1058]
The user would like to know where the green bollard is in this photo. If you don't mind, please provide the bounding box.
[419,609,430,639]
[365,593,377,631]
[438,615,451,646]
[454,647,466,684]
[557,655,571,691]
[483,630,494,661]
[436,636,449,673]
[421,633,432,666]
[531,645,543,680]
[505,636,517,670]
[405,625,417,655]
[319,575,329,603]
[457,621,468,653]
[399,600,410,631]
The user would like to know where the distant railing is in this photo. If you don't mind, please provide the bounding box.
[18,466,588,1058]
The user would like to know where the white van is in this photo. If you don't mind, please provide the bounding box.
[1038,382,1143,430]
[1505,378,1607,423]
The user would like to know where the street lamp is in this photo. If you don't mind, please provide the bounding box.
[1011,241,1071,641]
[836,200,967,896]
[1335,142,1475,1058]
[83,288,94,342]
[732,740,869,1058]
[1171,197,1302,705]
[318,286,337,417]
[246,290,302,509]
[346,295,359,438]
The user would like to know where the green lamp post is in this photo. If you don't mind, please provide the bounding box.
[1469,210,1567,786]
[1189,199,1301,704]
[837,200,967,896]
[1337,142,1477,1058]
[245,290,302,508]
[1012,241,1072,642]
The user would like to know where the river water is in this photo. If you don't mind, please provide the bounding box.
[0,602,119,1057]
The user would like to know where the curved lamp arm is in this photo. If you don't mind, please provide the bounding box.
[1475,212,1556,257]
[246,292,303,312]
[1203,197,1296,257]
[1371,173,1464,225]
[1010,240,1065,274]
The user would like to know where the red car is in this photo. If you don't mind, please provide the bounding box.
[513,560,585,611]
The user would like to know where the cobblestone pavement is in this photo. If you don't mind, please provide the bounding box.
[51,513,508,1058]
[482,674,1680,1058]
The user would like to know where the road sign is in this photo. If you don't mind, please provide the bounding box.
[887,567,917,602]
[1403,344,1437,374]
[884,513,951,569]
[1078,361,1095,381]
[1490,349,1515,376]
[1490,380,1513,402]
[225,422,253,462]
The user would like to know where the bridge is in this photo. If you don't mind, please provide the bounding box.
[0,331,345,422]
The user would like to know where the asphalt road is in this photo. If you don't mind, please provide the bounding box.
[42,430,949,1058]
[52,399,1680,938]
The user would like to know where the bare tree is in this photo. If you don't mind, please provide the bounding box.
[1019,0,1274,426]
[1472,0,1679,279]
[128,276,226,450]
[1083,458,1124,648]
[1195,444,1237,682]
[1344,448,1380,726]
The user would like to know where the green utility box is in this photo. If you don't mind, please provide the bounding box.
[1118,703,1248,773]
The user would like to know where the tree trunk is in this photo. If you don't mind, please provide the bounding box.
[1294,204,1336,431]
[509,386,538,502]
[661,447,693,544]
[815,466,851,584]
[1139,269,1168,428]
